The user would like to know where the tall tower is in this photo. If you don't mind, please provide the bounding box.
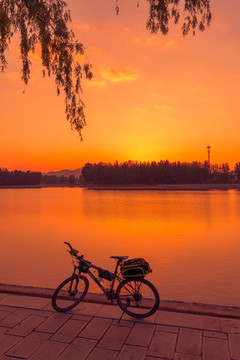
[206,145,211,163]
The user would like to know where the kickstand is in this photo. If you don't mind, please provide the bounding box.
[118,311,125,324]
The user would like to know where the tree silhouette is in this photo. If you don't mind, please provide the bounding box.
[235,162,240,182]
[0,168,42,185]
[82,160,238,185]
[1,0,211,137]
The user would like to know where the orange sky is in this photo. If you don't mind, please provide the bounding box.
[1,0,240,172]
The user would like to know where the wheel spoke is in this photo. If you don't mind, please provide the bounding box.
[52,275,89,312]
[117,278,159,318]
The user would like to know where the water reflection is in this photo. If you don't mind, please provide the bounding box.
[0,188,240,306]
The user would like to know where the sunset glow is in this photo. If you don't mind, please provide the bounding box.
[1,0,240,171]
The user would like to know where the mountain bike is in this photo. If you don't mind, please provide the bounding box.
[52,242,160,318]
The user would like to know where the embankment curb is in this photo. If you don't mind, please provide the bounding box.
[1,283,240,319]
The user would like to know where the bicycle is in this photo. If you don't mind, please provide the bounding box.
[52,242,160,318]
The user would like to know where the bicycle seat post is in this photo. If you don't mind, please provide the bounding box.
[111,256,128,276]
[113,260,120,277]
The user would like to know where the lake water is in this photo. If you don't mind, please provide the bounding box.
[0,187,240,307]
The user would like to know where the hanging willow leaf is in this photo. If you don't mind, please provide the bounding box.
[0,0,92,139]
[0,0,211,139]
[146,0,211,36]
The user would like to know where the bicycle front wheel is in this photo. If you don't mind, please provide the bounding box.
[116,278,160,318]
[52,275,89,312]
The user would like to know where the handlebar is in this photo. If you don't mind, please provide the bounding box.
[64,242,92,268]
[64,242,79,256]
[64,242,73,251]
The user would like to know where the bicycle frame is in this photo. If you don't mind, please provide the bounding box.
[72,259,122,300]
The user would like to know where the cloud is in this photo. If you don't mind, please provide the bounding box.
[135,107,146,113]
[5,71,36,84]
[133,35,179,51]
[101,67,139,82]
[75,24,111,32]
[128,115,144,122]
[7,72,20,80]
[75,23,129,34]
[154,104,172,111]
[86,67,139,87]
[87,79,106,87]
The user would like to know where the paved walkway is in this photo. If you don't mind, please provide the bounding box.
[0,292,240,360]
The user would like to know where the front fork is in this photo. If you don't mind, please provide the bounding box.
[68,267,79,295]
[72,265,78,276]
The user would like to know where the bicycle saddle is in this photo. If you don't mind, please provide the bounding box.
[110,256,128,261]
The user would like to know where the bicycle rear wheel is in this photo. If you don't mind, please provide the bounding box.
[52,275,89,312]
[116,278,160,318]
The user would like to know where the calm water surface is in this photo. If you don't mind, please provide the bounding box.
[0,188,240,306]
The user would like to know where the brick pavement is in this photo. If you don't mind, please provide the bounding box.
[0,292,239,359]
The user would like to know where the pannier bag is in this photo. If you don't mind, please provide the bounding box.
[121,258,151,278]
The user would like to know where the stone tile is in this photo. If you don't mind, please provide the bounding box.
[203,330,227,339]
[0,308,32,327]
[229,333,240,359]
[44,303,72,313]
[98,325,131,351]
[36,313,71,333]
[51,319,87,343]
[87,347,118,360]
[0,327,8,336]
[30,309,54,317]
[126,323,156,346]
[79,317,112,340]
[58,338,97,360]
[0,305,18,312]
[0,294,8,300]
[43,302,55,311]
[70,302,103,316]
[148,331,177,358]
[146,357,166,360]
[176,328,202,356]
[97,305,123,319]
[122,311,158,324]
[220,318,240,333]
[0,295,50,309]
[0,311,11,321]
[7,315,46,336]
[117,344,147,360]
[0,334,22,356]
[156,324,179,333]
[202,337,230,360]
[29,340,67,360]
[7,332,50,358]
[174,355,201,360]
[71,314,92,322]
[113,319,134,328]
[156,310,220,331]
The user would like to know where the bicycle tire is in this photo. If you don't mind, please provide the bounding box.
[52,275,89,312]
[116,278,160,318]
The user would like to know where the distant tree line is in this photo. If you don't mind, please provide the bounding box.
[0,168,42,185]
[0,169,82,186]
[2,161,240,186]
[41,174,79,185]
[82,161,240,185]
